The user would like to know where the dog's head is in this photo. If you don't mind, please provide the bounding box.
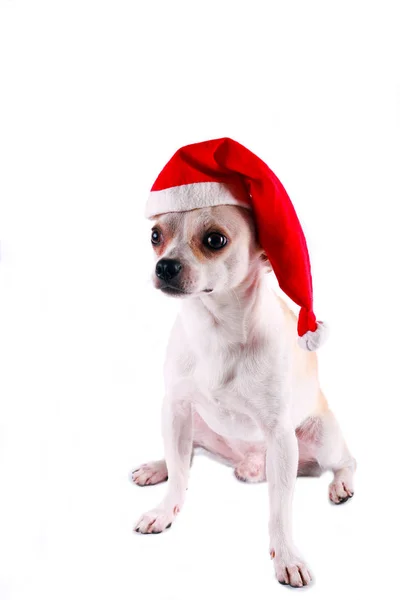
[150,205,268,297]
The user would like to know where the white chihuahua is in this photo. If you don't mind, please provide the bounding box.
[132,203,356,587]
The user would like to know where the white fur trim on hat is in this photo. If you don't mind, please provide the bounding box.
[298,321,329,352]
[145,181,251,218]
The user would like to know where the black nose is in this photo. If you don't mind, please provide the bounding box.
[155,259,182,281]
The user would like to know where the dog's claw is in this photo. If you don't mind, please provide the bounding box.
[336,495,351,505]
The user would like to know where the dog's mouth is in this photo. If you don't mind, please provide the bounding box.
[159,285,213,296]
[159,284,188,296]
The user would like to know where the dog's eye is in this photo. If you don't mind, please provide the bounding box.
[204,232,228,250]
[151,229,162,245]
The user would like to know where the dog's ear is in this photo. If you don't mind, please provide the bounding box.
[260,250,273,273]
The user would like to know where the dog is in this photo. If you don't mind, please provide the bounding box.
[132,202,356,587]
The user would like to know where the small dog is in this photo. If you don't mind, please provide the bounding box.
[132,138,356,587]
[133,204,356,586]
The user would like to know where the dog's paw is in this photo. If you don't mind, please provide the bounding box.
[131,460,168,487]
[134,504,179,534]
[271,549,312,588]
[329,477,354,504]
[234,453,266,483]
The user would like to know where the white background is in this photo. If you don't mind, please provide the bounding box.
[1,1,399,598]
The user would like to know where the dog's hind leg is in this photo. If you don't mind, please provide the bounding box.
[132,460,168,486]
[313,409,356,504]
[234,452,267,483]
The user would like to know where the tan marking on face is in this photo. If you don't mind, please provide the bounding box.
[188,237,206,262]
[185,208,236,262]
[150,213,183,257]
[188,224,231,262]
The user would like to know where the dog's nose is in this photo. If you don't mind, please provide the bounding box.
[155,259,182,281]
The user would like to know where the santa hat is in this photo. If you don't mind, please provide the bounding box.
[145,137,328,352]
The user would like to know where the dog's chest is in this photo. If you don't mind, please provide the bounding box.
[191,337,279,440]
[193,340,264,395]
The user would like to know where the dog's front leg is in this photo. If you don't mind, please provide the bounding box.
[266,421,312,587]
[134,393,192,534]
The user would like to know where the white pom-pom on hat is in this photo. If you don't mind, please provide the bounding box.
[298,321,329,352]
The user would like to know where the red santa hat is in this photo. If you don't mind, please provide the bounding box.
[146,137,328,351]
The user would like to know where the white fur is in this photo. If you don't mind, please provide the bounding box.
[133,206,355,588]
[145,181,250,218]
